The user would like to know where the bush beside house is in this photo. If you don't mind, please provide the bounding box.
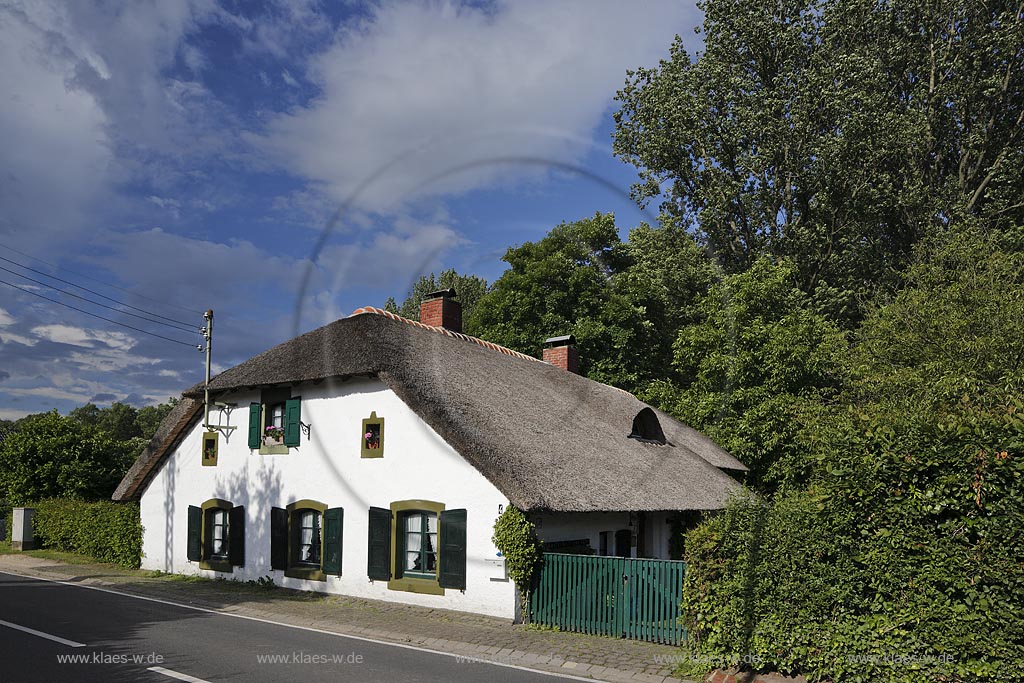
[680,237,1024,682]
[29,499,143,568]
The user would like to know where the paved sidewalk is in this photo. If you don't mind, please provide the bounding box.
[0,554,696,683]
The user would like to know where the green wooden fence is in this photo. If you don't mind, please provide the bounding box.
[528,553,687,645]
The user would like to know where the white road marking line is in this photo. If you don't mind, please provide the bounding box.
[147,666,212,683]
[0,618,86,648]
[0,570,593,682]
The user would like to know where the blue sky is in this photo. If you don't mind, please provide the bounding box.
[0,0,703,419]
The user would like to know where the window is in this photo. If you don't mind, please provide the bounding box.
[629,407,667,445]
[208,509,229,559]
[187,499,245,573]
[367,500,467,595]
[361,411,385,458]
[271,500,343,581]
[248,388,302,454]
[400,511,438,578]
[296,509,322,566]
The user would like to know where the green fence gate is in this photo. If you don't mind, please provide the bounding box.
[528,553,687,645]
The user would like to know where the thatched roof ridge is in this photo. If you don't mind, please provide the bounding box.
[116,308,746,510]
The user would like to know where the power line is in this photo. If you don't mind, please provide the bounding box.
[0,253,195,329]
[0,241,196,317]
[0,264,197,334]
[0,278,199,349]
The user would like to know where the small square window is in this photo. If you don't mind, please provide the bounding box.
[361,412,385,458]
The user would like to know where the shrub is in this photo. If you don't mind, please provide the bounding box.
[31,499,143,568]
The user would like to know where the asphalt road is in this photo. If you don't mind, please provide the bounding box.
[0,572,577,683]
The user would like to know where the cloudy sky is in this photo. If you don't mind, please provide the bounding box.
[0,0,702,420]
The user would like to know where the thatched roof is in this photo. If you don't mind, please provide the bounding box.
[112,396,203,501]
[115,308,746,511]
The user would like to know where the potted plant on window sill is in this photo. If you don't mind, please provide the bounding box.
[264,425,285,446]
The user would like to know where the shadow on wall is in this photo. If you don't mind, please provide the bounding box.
[162,457,176,572]
[211,460,283,575]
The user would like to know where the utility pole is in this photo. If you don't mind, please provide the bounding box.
[202,309,213,429]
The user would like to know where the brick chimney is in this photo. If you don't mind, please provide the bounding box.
[420,288,462,332]
[543,335,579,374]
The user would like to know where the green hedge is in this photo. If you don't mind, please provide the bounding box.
[683,403,1024,683]
[31,499,143,568]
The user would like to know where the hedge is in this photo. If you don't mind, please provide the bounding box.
[30,499,143,568]
[682,401,1024,683]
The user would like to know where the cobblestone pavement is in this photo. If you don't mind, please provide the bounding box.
[0,554,697,683]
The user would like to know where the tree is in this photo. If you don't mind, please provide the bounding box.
[681,228,1024,681]
[135,398,178,443]
[68,403,102,428]
[614,0,1024,322]
[97,402,141,442]
[384,269,488,330]
[0,411,139,504]
[471,213,657,389]
[648,257,849,489]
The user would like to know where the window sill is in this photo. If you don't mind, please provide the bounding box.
[388,577,444,596]
[200,559,233,573]
[260,444,290,455]
[285,567,326,582]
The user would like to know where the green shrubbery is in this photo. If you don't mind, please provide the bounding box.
[31,499,143,568]
[680,235,1024,682]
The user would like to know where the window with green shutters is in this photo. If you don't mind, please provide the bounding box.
[270,500,343,581]
[248,389,301,453]
[187,499,245,573]
[367,502,467,593]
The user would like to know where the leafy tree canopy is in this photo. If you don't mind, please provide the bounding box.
[384,269,488,330]
[647,257,849,489]
[614,0,1024,322]
[0,411,141,504]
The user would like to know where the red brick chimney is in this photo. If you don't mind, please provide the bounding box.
[420,288,462,332]
[543,335,579,374]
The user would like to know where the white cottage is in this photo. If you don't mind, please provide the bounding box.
[113,290,746,619]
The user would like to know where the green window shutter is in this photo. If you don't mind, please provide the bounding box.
[438,509,467,590]
[323,507,344,576]
[284,397,301,447]
[367,506,392,581]
[270,507,288,570]
[229,505,245,567]
[187,505,202,562]
[248,402,261,449]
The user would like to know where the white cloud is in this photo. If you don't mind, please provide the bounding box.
[281,69,299,87]
[0,407,35,421]
[0,331,37,347]
[67,348,161,372]
[3,385,97,403]
[257,0,696,211]
[31,324,137,350]
[0,308,15,326]
[0,2,113,239]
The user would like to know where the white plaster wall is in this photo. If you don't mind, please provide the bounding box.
[139,377,516,619]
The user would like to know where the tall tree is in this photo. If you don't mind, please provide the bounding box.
[649,257,849,488]
[135,398,178,443]
[471,213,677,390]
[384,269,488,331]
[614,0,1024,321]
[0,411,139,504]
